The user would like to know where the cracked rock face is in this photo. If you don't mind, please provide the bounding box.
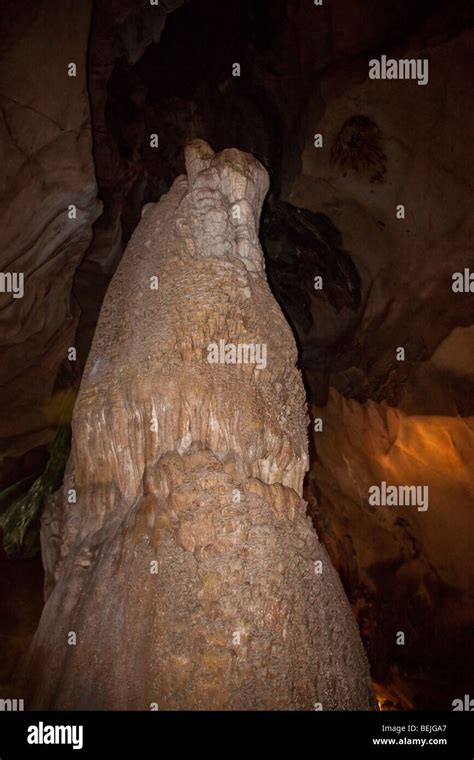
[23,141,375,710]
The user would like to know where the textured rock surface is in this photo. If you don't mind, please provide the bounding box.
[84,0,184,276]
[0,0,101,460]
[287,20,474,709]
[23,141,375,710]
[308,388,474,709]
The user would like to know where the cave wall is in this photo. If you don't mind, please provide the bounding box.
[284,14,474,710]
[0,0,101,460]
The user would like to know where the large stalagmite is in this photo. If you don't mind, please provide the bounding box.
[23,140,375,710]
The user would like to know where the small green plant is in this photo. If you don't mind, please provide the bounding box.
[0,424,71,558]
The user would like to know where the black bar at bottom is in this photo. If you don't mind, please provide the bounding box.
[0,710,472,757]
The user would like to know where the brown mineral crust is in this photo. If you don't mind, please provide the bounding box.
[23,140,375,710]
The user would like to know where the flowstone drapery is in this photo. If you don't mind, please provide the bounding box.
[23,140,375,710]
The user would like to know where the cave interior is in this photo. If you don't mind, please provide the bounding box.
[1,0,473,711]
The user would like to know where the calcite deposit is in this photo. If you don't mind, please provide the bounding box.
[22,141,375,710]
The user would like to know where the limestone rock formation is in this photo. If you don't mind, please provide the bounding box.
[285,19,474,708]
[308,386,474,709]
[84,0,184,276]
[23,140,375,710]
[0,0,102,461]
